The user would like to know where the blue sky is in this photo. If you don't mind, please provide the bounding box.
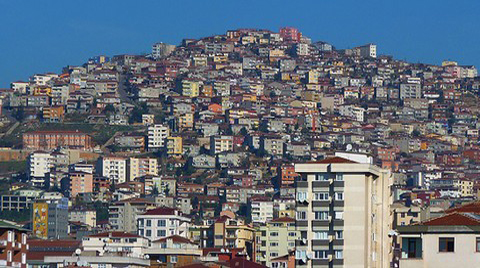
[0,0,479,87]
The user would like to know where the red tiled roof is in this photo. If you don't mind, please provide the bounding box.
[270,217,295,223]
[142,207,177,216]
[153,235,195,244]
[309,157,357,164]
[419,212,480,226]
[446,202,480,214]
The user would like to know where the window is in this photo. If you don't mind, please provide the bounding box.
[98,264,107,268]
[335,192,344,200]
[335,231,343,239]
[296,192,308,202]
[313,192,329,201]
[477,237,480,252]
[158,220,166,227]
[335,173,344,181]
[439,237,454,252]
[401,237,422,258]
[146,220,151,227]
[270,242,278,247]
[315,212,328,220]
[171,256,178,263]
[313,231,328,240]
[315,173,328,181]
[157,230,166,237]
[296,211,307,220]
[270,232,279,237]
[288,232,296,237]
[314,250,327,259]
[335,211,344,220]
[270,252,278,257]
[335,250,343,259]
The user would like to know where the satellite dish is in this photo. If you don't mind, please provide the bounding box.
[75,248,82,256]
[346,144,353,151]
[145,254,150,259]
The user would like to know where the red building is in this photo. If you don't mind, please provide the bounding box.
[278,164,298,186]
[279,27,301,43]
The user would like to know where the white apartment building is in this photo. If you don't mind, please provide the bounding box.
[137,207,191,241]
[148,124,169,151]
[152,42,176,59]
[251,197,274,225]
[294,152,393,268]
[128,157,158,181]
[28,151,53,187]
[98,156,127,184]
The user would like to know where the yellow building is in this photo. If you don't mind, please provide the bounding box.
[179,113,194,129]
[256,217,298,266]
[182,80,201,97]
[454,179,474,197]
[167,137,183,156]
[129,157,158,181]
[198,215,255,255]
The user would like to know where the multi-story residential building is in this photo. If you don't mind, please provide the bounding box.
[0,220,29,268]
[148,124,170,151]
[137,207,191,241]
[199,214,256,259]
[400,83,422,99]
[145,235,202,268]
[167,136,183,157]
[256,217,298,266]
[97,156,127,184]
[278,164,299,186]
[27,151,53,187]
[250,197,274,225]
[357,43,377,58]
[69,171,93,198]
[182,80,201,97]
[129,157,158,181]
[294,152,393,268]
[210,135,234,154]
[109,198,155,233]
[152,42,176,59]
[69,208,96,227]
[260,135,284,157]
[23,131,92,150]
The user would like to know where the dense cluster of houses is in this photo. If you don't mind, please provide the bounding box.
[1,27,480,267]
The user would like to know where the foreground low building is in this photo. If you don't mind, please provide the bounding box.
[398,202,480,268]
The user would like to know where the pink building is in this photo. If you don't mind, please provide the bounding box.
[69,171,93,198]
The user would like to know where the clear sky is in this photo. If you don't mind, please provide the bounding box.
[1,0,479,87]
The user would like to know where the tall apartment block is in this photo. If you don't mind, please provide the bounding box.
[294,152,393,268]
